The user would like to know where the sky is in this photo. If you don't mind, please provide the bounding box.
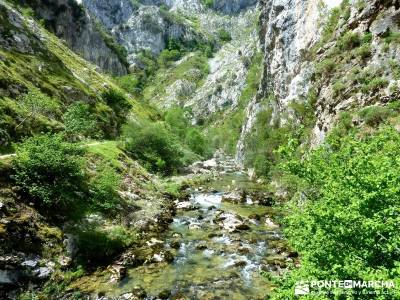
[324,0,342,8]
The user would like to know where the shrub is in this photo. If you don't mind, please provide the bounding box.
[158,49,182,67]
[332,80,346,96]
[315,58,336,76]
[115,75,141,94]
[75,225,136,263]
[202,0,214,8]
[101,89,132,135]
[164,107,188,138]
[361,32,373,44]
[13,134,85,210]
[17,87,60,122]
[218,29,232,42]
[358,106,393,126]
[276,127,400,299]
[355,43,371,59]
[101,89,131,117]
[384,31,400,45]
[361,77,389,93]
[89,163,122,213]
[388,100,400,111]
[63,102,97,140]
[121,122,183,175]
[185,128,209,157]
[337,31,361,50]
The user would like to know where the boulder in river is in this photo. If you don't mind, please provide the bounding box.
[108,264,127,283]
[216,212,250,232]
[176,201,196,211]
[265,217,279,229]
[221,190,246,204]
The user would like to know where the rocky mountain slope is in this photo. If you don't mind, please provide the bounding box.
[238,0,400,167]
[16,0,128,75]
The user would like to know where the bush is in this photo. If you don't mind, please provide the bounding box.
[185,128,209,156]
[18,87,60,121]
[63,102,97,140]
[121,122,183,175]
[361,77,389,93]
[158,49,182,67]
[89,163,122,213]
[101,89,131,118]
[202,0,214,8]
[276,127,400,299]
[218,29,232,42]
[75,225,136,263]
[332,80,346,96]
[337,31,361,50]
[315,58,336,76]
[358,106,393,126]
[164,107,188,138]
[355,43,371,59]
[115,75,141,94]
[13,134,85,210]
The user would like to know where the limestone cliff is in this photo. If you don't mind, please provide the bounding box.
[18,0,128,75]
[81,0,258,68]
[238,0,400,161]
[237,0,322,161]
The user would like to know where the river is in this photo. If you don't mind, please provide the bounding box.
[108,173,290,299]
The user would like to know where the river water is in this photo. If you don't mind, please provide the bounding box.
[111,175,287,299]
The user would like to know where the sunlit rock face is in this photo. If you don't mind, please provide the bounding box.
[237,0,321,161]
[15,0,128,75]
[238,0,400,161]
[81,0,258,66]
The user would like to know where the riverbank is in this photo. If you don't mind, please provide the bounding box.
[64,155,294,299]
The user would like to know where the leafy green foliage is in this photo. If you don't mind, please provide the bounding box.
[185,128,209,157]
[63,102,97,140]
[315,58,336,77]
[75,225,136,263]
[201,0,214,8]
[358,106,394,126]
[115,75,141,94]
[275,127,400,299]
[13,134,85,211]
[361,77,389,93]
[18,88,60,119]
[89,163,122,213]
[101,89,132,135]
[102,89,131,118]
[337,31,361,50]
[121,121,183,175]
[218,29,232,42]
[165,107,188,138]
[158,49,182,67]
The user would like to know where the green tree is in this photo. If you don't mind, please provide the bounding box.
[13,134,85,210]
[185,128,209,156]
[121,122,183,175]
[164,107,188,138]
[16,87,60,129]
[275,127,400,299]
[63,102,97,140]
[89,163,122,213]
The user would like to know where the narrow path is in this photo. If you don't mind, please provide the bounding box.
[0,141,107,161]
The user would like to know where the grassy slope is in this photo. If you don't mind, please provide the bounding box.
[0,0,152,148]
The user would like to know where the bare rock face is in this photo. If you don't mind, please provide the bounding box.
[18,0,128,75]
[236,0,321,161]
[238,0,400,161]
[81,0,258,69]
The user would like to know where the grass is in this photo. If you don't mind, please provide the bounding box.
[85,141,126,169]
[142,51,210,105]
